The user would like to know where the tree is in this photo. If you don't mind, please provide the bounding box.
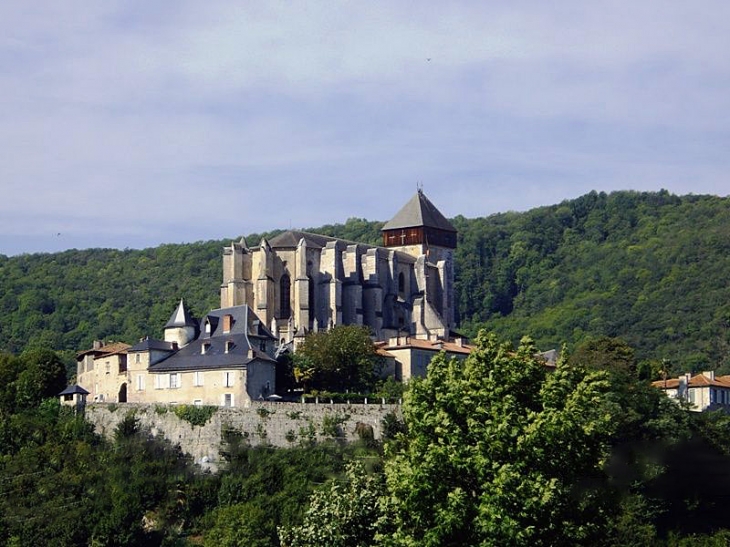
[294,325,382,392]
[382,331,623,546]
[14,349,67,409]
[279,462,385,547]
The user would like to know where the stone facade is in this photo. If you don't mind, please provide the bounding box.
[86,401,401,471]
[220,190,457,345]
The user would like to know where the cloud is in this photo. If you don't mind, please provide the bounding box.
[0,1,729,255]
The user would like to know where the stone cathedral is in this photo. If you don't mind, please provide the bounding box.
[220,190,457,344]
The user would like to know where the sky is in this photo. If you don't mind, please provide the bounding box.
[2,1,729,256]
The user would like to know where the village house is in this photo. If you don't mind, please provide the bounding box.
[652,371,730,412]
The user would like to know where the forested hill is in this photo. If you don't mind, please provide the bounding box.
[1,190,729,374]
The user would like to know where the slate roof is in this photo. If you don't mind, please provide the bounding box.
[149,305,277,373]
[59,384,90,396]
[128,338,177,353]
[149,334,275,372]
[382,190,456,232]
[268,231,340,249]
[264,230,416,263]
[165,299,198,329]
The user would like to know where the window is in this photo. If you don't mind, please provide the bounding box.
[398,272,405,294]
[193,399,203,406]
[136,374,145,391]
[259,340,267,352]
[202,342,211,355]
[279,274,291,318]
[119,355,127,373]
[194,371,204,387]
[223,393,233,407]
[170,373,179,389]
[63,393,73,402]
[224,372,234,387]
[135,353,140,364]
[154,374,168,389]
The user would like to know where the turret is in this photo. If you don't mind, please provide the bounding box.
[163,299,198,348]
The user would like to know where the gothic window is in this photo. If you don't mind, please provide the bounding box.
[280,274,291,318]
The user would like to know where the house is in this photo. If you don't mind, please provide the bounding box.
[77,302,277,407]
[652,371,730,412]
[377,336,472,381]
[76,341,132,402]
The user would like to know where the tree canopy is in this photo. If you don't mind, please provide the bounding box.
[293,325,382,393]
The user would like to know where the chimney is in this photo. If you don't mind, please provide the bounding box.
[223,314,233,333]
[702,370,715,381]
[93,340,103,350]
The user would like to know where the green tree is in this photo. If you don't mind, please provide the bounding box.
[383,331,622,546]
[279,461,385,547]
[14,349,67,409]
[294,325,382,392]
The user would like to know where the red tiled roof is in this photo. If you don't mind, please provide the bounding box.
[77,341,131,358]
[652,373,730,390]
[380,338,472,355]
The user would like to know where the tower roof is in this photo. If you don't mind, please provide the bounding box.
[164,299,198,329]
[382,190,456,232]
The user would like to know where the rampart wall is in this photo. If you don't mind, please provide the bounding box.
[85,401,401,471]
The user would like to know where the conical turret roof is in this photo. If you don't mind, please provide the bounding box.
[164,299,197,329]
[382,190,456,232]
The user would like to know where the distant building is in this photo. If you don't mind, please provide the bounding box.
[652,371,730,412]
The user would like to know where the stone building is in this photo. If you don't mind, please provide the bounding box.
[74,190,460,406]
[220,189,457,345]
[77,302,277,407]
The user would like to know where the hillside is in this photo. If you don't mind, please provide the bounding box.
[1,190,729,374]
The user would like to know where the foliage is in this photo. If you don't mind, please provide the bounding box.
[382,332,623,546]
[279,461,385,547]
[3,190,730,376]
[294,325,382,393]
[173,404,218,427]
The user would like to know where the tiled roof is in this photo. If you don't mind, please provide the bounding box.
[652,373,730,390]
[379,337,472,355]
[382,190,456,232]
[77,341,131,358]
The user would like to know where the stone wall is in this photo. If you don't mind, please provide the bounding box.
[85,401,401,472]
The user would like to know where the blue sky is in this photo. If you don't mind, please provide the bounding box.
[2,1,729,256]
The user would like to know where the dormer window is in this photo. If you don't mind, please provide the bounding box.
[225,340,234,353]
[205,320,212,336]
[202,342,211,355]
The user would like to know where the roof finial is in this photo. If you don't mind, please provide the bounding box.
[417,181,423,194]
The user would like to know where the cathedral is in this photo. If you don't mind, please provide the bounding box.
[220,189,457,344]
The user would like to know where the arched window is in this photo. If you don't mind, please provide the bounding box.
[398,272,405,295]
[280,274,291,318]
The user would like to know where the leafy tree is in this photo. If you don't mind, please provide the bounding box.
[13,349,67,409]
[279,461,385,547]
[382,332,623,546]
[294,325,382,393]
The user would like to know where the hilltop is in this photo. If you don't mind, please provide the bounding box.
[1,190,729,374]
